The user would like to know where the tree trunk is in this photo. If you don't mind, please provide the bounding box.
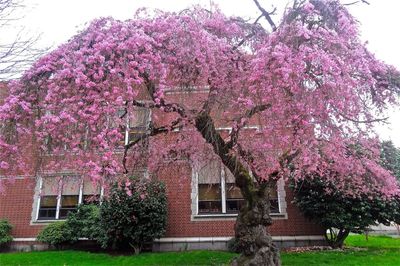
[194,112,281,265]
[325,228,349,249]
[231,190,280,266]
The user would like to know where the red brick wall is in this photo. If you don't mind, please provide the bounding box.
[158,162,324,238]
[0,166,323,239]
[0,178,44,237]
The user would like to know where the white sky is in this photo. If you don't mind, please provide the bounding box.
[6,0,400,146]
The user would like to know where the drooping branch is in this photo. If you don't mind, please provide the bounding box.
[141,74,188,118]
[122,117,183,173]
[232,11,270,51]
[332,106,389,124]
[339,114,388,124]
[343,0,370,6]
[227,103,271,148]
[252,0,277,31]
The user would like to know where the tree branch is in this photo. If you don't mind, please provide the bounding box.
[343,0,370,6]
[122,117,183,173]
[333,107,388,124]
[227,103,271,148]
[141,73,188,118]
[232,11,270,51]
[252,0,277,31]
[195,111,257,202]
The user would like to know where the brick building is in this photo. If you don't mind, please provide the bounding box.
[0,84,326,251]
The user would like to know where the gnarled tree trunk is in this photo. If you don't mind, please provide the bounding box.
[195,112,281,266]
[232,192,280,266]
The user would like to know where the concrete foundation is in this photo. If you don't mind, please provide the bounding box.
[4,235,327,253]
[152,236,327,252]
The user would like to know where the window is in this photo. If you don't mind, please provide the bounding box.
[36,175,102,221]
[225,183,245,213]
[196,163,280,215]
[268,182,280,213]
[115,107,151,146]
[82,179,101,204]
[128,107,151,143]
[198,161,222,214]
[38,177,59,220]
[59,176,80,219]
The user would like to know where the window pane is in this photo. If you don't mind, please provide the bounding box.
[62,176,80,195]
[198,184,222,214]
[269,182,279,213]
[199,184,221,200]
[128,108,149,143]
[59,195,79,219]
[61,195,79,207]
[38,209,57,220]
[38,177,58,220]
[226,183,242,199]
[225,168,235,183]
[198,161,221,184]
[129,108,150,128]
[38,196,57,220]
[83,179,101,195]
[224,182,280,214]
[128,129,146,143]
[225,183,244,213]
[226,199,246,213]
[60,176,80,219]
[83,194,100,205]
[42,177,59,196]
[270,199,280,213]
[269,182,278,199]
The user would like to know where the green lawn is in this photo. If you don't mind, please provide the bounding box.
[344,234,400,249]
[282,235,400,266]
[0,250,235,266]
[0,235,399,266]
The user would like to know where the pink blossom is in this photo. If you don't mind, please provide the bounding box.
[0,1,398,201]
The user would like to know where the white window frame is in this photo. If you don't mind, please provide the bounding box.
[195,167,281,216]
[121,105,152,145]
[35,175,103,222]
[192,167,287,220]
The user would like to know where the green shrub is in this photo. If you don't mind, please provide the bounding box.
[291,177,400,248]
[98,177,167,253]
[37,221,72,247]
[0,219,13,246]
[65,204,100,241]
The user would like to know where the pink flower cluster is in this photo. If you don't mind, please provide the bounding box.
[0,1,399,198]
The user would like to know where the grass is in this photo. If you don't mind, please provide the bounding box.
[344,234,400,249]
[0,235,399,265]
[281,234,400,266]
[282,249,400,266]
[0,250,236,266]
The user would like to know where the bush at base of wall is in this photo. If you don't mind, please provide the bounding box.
[36,176,167,254]
[0,219,13,247]
[65,204,101,241]
[36,221,72,248]
[97,176,167,253]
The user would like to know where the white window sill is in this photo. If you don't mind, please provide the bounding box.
[32,219,66,224]
[193,212,287,220]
